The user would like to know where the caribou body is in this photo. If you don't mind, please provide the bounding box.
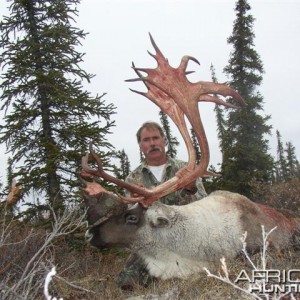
[80,35,299,281]
[82,188,298,280]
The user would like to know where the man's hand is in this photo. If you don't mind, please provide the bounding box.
[130,183,145,198]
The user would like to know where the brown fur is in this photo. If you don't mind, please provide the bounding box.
[238,199,297,251]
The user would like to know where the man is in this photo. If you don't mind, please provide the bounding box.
[126,121,207,204]
[116,121,207,289]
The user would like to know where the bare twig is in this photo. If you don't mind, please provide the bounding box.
[0,202,88,300]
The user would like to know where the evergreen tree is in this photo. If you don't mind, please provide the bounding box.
[0,0,116,209]
[221,0,273,197]
[159,110,179,158]
[275,130,288,181]
[113,149,131,181]
[112,149,131,195]
[205,64,225,190]
[210,64,226,163]
[190,128,201,165]
[285,141,299,179]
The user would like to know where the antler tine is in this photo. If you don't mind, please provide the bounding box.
[132,66,153,74]
[129,88,147,97]
[147,50,156,59]
[125,77,147,83]
[195,81,245,105]
[81,151,100,177]
[185,71,195,75]
[148,32,163,58]
[199,94,241,109]
[81,143,111,178]
[179,55,200,72]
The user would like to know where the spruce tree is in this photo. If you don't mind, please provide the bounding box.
[221,0,273,197]
[285,141,299,179]
[112,149,131,195]
[113,149,131,181]
[190,128,201,165]
[0,0,116,209]
[210,64,226,163]
[159,111,179,158]
[275,130,288,181]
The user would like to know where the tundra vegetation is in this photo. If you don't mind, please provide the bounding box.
[0,179,299,300]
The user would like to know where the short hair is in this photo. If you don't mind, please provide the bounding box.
[136,121,165,143]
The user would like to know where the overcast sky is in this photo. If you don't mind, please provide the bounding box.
[1,0,300,181]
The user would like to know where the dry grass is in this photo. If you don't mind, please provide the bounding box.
[41,241,300,300]
[49,246,251,300]
[1,224,300,300]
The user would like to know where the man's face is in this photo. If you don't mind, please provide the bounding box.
[139,127,166,163]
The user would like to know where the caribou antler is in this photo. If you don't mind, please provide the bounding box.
[130,62,197,167]
[81,34,245,207]
[128,33,244,174]
[81,143,148,203]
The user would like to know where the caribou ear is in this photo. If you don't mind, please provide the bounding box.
[151,216,170,228]
[147,204,175,228]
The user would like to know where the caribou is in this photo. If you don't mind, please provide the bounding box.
[80,34,299,281]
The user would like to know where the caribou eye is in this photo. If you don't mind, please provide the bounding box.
[125,214,139,224]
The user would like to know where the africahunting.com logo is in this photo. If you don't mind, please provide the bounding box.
[234,269,300,296]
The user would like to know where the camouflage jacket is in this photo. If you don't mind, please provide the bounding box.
[125,156,207,205]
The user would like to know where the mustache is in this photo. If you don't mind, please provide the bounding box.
[146,146,163,155]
